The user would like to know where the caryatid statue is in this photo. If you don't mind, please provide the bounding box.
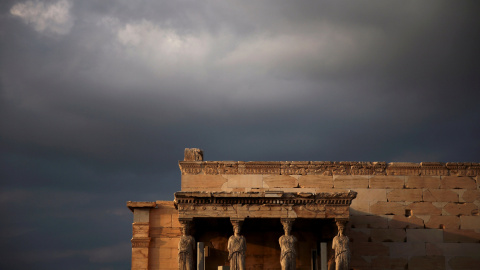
[332,220,350,270]
[228,220,246,270]
[228,220,247,270]
[178,221,195,270]
[279,219,297,270]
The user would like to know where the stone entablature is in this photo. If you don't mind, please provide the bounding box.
[179,161,480,176]
[174,191,357,220]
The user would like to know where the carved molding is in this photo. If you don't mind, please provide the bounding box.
[175,191,357,206]
[131,237,150,248]
[179,161,480,176]
[174,191,356,219]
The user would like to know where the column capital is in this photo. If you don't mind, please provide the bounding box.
[335,218,348,227]
[280,218,295,225]
[230,217,244,223]
[230,218,244,231]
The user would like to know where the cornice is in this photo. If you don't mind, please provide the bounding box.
[131,237,150,248]
[179,161,480,176]
[174,191,356,219]
[126,201,156,212]
[174,191,357,207]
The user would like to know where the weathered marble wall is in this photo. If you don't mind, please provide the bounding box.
[176,157,480,270]
[128,151,480,270]
[346,175,480,270]
[147,202,181,270]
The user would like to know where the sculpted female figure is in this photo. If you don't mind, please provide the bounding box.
[332,221,350,270]
[228,221,246,270]
[178,223,195,270]
[279,219,297,270]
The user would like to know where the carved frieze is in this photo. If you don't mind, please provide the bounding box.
[282,162,309,175]
[245,162,281,174]
[180,162,203,175]
[174,191,356,220]
[446,162,480,177]
[204,162,219,175]
[386,162,421,176]
[131,237,150,248]
[179,161,480,176]
[420,162,449,176]
[219,162,238,174]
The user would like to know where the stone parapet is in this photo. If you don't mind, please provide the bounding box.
[179,161,480,177]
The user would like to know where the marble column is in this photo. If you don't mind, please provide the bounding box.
[178,219,195,270]
[228,219,246,270]
[332,219,350,270]
[279,218,297,270]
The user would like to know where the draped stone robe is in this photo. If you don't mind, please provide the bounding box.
[279,235,297,270]
[178,235,195,270]
[228,235,246,270]
[332,235,350,270]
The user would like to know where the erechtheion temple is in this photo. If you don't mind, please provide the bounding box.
[128,148,480,270]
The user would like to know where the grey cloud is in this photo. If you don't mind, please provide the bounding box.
[10,0,74,35]
[1,0,479,269]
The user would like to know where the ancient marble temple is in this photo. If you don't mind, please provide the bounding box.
[128,148,480,270]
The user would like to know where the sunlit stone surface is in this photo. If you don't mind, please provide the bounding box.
[128,149,480,270]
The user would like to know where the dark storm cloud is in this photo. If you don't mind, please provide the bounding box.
[1,0,480,269]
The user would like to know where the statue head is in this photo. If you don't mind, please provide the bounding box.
[232,221,242,236]
[181,222,190,236]
[336,220,346,236]
[281,219,293,236]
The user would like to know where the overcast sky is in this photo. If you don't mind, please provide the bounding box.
[1,0,479,269]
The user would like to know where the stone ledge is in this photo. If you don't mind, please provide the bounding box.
[174,191,357,206]
[179,160,480,176]
[127,201,156,212]
[174,191,356,220]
